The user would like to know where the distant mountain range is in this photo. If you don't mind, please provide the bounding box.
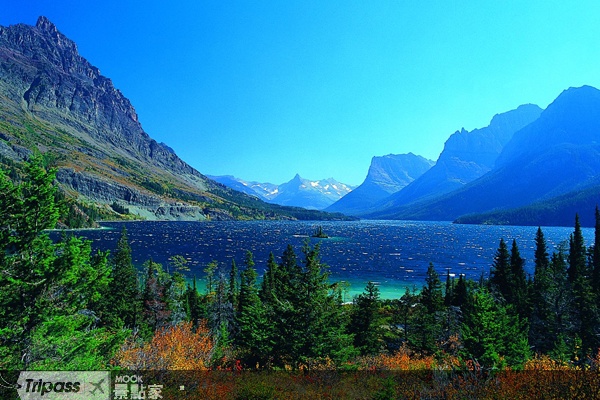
[3,18,598,227]
[360,86,600,226]
[209,174,355,210]
[214,85,600,226]
[370,104,543,212]
[0,17,349,222]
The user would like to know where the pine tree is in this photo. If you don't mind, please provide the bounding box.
[568,214,587,285]
[461,288,530,369]
[452,274,468,308]
[530,227,553,352]
[228,259,239,310]
[509,239,529,318]
[102,226,141,329]
[259,252,278,303]
[567,214,598,357]
[141,260,170,336]
[236,251,271,367]
[410,263,444,353]
[350,281,384,355]
[444,270,454,307]
[489,238,511,301]
[185,277,205,326]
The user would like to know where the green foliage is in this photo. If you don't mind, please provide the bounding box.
[27,314,129,370]
[0,158,129,368]
[461,288,530,369]
[110,201,130,215]
[236,251,273,367]
[350,281,385,355]
[489,238,511,300]
[99,226,141,329]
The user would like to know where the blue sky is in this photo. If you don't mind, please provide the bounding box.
[3,1,600,185]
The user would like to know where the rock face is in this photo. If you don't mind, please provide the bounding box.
[326,153,434,215]
[368,86,600,221]
[0,17,197,178]
[367,104,543,216]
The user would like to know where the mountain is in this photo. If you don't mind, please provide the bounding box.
[325,153,434,215]
[270,174,354,210]
[0,17,349,222]
[210,174,355,210]
[207,175,279,200]
[367,104,543,215]
[455,183,600,227]
[367,86,600,222]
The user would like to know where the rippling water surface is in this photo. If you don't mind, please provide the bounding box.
[52,220,594,299]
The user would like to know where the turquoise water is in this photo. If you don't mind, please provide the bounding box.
[52,220,594,300]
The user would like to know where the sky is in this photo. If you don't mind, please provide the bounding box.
[3,1,600,185]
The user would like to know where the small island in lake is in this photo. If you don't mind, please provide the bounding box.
[311,226,329,238]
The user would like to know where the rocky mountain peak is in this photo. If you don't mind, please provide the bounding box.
[36,16,58,33]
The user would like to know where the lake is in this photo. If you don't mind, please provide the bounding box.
[51,220,595,300]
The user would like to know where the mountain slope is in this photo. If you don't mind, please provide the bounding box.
[454,182,600,227]
[367,86,600,221]
[369,104,542,215]
[0,17,347,221]
[326,153,433,215]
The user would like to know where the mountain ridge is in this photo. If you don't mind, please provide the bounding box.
[365,86,600,222]
[367,104,543,215]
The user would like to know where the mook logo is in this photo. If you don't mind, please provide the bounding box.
[16,371,110,400]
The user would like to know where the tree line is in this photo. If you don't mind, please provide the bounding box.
[3,158,600,372]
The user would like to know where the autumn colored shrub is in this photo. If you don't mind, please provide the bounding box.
[113,320,214,369]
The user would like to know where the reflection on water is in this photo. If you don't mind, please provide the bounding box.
[50,220,594,300]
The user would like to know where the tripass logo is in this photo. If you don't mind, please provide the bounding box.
[16,371,109,399]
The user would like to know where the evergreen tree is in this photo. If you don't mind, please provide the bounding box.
[509,239,529,318]
[567,215,598,357]
[568,214,587,285]
[0,159,124,368]
[452,274,468,308]
[543,249,573,357]
[141,260,170,336]
[350,281,384,355]
[208,272,235,353]
[489,238,511,301]
[296,242,354,366]
[102,226,141,329]
[184,277,205,326]
[530,227,553,352]
[422,263,444,314]
[409,263,444,353]
[0,160,62,367]
[444,270,454,307]
[461,288,530,369]
[228,259,239,309]
[204,260,218,294]
[236,251,272,367]
[259,252,278,303]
